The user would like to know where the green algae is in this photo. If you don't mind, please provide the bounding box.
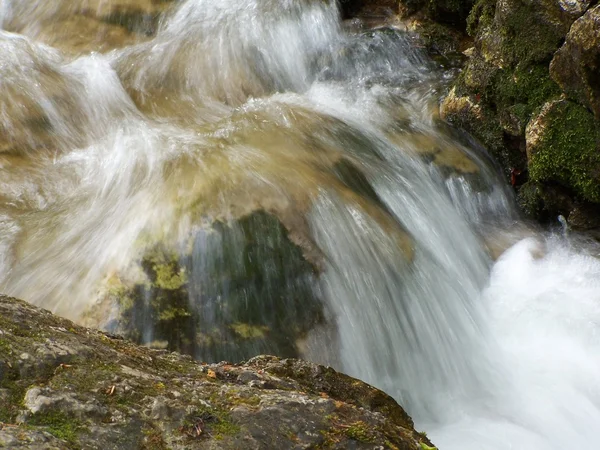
[344,420,377,443]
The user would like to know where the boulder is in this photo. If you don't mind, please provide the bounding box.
[0,295,435,449]
[96,210,325,363]
[525,98,600,202]
[550,5,600,120]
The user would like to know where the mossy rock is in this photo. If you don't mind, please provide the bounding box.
[114,210,324,362]
[490,1,566,66]
[550,5,600,121]
[466,0,495,36]
[526,99,600,203]
[443,0,582,163]
[516,180,575,222]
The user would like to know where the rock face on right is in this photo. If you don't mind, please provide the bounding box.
[550,6,600,121]
[439,0,600,229]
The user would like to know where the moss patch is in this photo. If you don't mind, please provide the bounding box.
[493,64,561,126]
[529,101,600,202]
[183,407,241,441]
[495,1,565,66]
[466,0,495,36]
[229,323,269,340]
[27,410,87,445]
[344,420,377,443]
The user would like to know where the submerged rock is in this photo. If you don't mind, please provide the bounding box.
[0,295,434,449]
[100,210,325,363]
[1,0,177,54]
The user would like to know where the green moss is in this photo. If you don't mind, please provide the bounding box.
[529,101,600,202]
[450,54,562,175]
[51,364,100,391]
[466,0,495,36]
[502,4,564,65]
[0,337,12,353]
[493,64,560,121]
[0,380,26,424]
[157,307,191,322]
[344,421,376,443]
[183,406,241,441]
[226,392,261,407]
[212,419,241,440]
[141,426,169,450]
[27,410,86,445]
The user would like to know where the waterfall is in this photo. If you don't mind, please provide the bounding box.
[1,0,599,448]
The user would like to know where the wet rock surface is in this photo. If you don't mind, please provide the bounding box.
[434,0,600,230]
[0,295,433,449]
[96,210,325,363]
[1,0,178,54]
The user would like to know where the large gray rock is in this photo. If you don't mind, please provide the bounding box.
[0,295,434,449]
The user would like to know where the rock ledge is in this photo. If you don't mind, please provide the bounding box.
[0,295,434,449]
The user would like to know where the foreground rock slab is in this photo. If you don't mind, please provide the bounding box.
[0,295,434,449]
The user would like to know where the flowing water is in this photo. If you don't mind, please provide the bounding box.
[1,0,600,448]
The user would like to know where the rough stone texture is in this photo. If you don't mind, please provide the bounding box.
[550,5,600,120]
[0,295,434,449]
[439,0,600,227]
[521,98,600,218]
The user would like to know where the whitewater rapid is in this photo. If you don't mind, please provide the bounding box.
[426,235,600,449]
[0,1,599,448]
